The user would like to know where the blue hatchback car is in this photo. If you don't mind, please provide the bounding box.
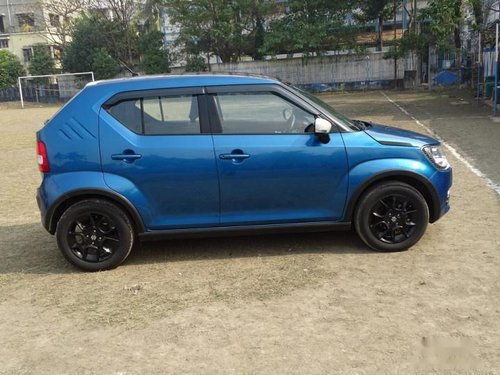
[36,74,452,271]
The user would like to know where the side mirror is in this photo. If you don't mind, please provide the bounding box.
[314,118,332,144]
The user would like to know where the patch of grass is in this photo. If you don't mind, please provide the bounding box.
[23,254,334,328]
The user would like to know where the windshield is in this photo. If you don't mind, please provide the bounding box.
[293,87,363,131]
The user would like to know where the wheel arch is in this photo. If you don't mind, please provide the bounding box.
[46,189,146,235]
[345,171,441,224]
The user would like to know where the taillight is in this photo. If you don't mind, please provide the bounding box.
[37,140,50,173]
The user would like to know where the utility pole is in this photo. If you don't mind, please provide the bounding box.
[412,0,420,85]
[428,44,432,90]
[402,0,407,30]
[394,0,398,85]
[493,22,498,116]
[411,0,417,33]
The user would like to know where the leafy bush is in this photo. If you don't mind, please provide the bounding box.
[0,50,25,89]
[92,48,120,80]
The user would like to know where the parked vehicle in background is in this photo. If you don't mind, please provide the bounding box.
[36,74,452,271]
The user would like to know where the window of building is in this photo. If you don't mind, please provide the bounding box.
[17,13,35,30]
[23,47,33,63]
[52,45,61,61]
[0,39,8,48]
[49,13,60,28]
[0,15,5,33]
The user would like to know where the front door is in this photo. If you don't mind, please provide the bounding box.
[208,87,349,225]
[99,89,219,230]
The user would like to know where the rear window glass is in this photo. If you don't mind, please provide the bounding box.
[107,99,142,134]
[106,95,200,135]
[143,95,199,135]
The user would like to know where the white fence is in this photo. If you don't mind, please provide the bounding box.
[174,53,406,89]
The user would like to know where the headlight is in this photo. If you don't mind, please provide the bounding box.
[422,144,450,170]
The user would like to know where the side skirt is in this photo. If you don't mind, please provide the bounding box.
[138,221,352,241]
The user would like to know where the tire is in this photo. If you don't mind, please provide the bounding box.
[354,182,429,252]
[56,199,135,271]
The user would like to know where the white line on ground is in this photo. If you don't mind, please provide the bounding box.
[381,91,500,196]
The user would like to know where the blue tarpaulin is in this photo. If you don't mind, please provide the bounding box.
[433,70,460,85]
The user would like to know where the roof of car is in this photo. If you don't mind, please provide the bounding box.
[87,73,278,89]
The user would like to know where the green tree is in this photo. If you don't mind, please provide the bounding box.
[355,0,395,51]
[262,0,358,57]
[63,14,136,74]
[105,0,140,65]
[420,0,464,53]
[386,0,474,84]
[63,15,113,73]
[182,37,208,72]
[92,48,120,80]
[385,31,427,64]
[185,55,207,72]
[30,44,56,80]
[138,30,171,74]
[475,0,498,46]
[168,0,276,63]
[468,0,483,30]
[0,50,25,89]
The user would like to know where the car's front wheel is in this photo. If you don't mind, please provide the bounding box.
[354,182,429,252]
[56,199,134,271]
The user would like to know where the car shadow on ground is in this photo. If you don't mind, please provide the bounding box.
[0,223,372,275]
[129,230,372,267]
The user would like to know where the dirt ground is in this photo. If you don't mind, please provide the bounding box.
[0,92,499,374]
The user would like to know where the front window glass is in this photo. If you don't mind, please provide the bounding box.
[215,92,314,134]
[294,88,362,131]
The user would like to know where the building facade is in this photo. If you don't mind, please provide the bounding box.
[0,0,63,68]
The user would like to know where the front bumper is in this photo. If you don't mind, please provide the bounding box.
[429,167,452,223]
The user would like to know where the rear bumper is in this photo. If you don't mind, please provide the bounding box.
[36,186,51,233]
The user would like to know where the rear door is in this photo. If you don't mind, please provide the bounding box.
[207,85,349,225]
[99,88,220,230]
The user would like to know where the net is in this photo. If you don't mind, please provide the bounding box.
[17,72,95,107]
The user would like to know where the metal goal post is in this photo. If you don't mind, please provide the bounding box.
[17,71,95,108]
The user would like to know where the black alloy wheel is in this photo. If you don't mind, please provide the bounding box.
[368,194,419,244]
[67,212,119,263]
[56,199,134,271]
[354,182,429,252]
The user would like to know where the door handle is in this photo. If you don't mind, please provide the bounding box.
[219,153,250,160]
[111,152,142,162]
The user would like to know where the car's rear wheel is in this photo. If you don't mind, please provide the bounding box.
[354,182,429,252]
[56,199,134,271]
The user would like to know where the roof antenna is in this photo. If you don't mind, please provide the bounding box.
[118,58,139,77]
